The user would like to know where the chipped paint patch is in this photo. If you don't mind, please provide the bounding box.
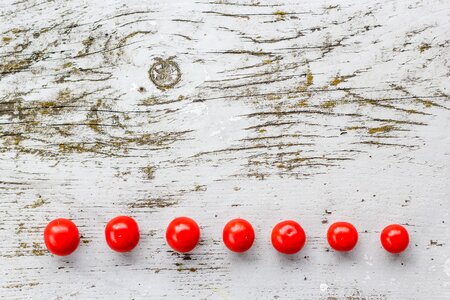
[419,43,431,52]
[24,195,46,209]
[368,125,394,134]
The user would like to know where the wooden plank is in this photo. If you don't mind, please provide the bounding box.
[0,0,449,298]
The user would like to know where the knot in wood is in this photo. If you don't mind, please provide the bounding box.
[148,57,181,89]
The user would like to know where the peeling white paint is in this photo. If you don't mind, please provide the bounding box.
[0,0,449,299]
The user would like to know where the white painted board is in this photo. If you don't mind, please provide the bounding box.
[0,0,449,299]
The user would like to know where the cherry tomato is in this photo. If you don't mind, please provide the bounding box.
[271,220,306,254]
[327,222,358,251]
[223,218,255,253]
[380,224,409,254]
[166,217,200,253]
[44,218,80,256]
[105,216,140,252]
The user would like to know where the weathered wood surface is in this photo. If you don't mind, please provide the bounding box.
[1,0,449,299]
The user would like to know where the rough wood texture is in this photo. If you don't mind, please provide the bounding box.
[1,0,449,299]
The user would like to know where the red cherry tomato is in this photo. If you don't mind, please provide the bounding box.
[105,216,140,252]
[166,217,200,253]
[44,218,80,256]
[327,222,358,251]
[223,218,255,253]
[271,220,306,254]
[380,224,409,254]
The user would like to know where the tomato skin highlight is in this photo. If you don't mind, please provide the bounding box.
[44,218,80,256]
[271,220,306,254]
[223,218,255,253]
[105,216,140,252]
[380,224,409,254]
[166,217,200,253]
[327,222,358,252]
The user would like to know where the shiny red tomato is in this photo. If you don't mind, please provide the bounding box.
[327,222,358,251]
[223,218,255,253]
[105,216,140,252]
[44,218,80,256]
[271,220,306,254]
[380,224,409,254]
[166,217,200,253]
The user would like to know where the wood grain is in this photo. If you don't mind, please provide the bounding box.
[0,0,449,299]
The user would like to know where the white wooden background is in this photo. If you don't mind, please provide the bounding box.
[1,0,449,299]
